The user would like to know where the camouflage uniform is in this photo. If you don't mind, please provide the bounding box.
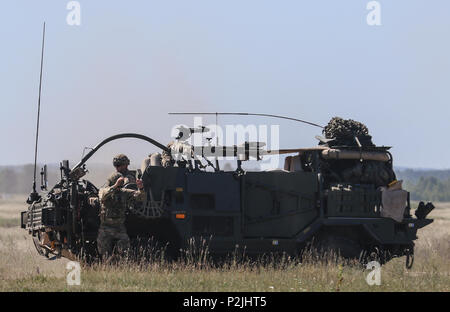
[161,141,175,167]
[97,157,146,257]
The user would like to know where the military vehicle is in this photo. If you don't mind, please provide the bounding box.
[21,116,435,268]
[21,26,434,268]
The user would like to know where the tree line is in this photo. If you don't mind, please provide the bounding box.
[1,165,450,202]
[395,169,450,202]
[0,164,111,195]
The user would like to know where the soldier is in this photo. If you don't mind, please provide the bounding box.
[141,152,162,173]
[97,154,146,259]
[161,141,175,167]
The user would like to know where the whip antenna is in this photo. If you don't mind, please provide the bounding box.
[29,22,46,202]
[168,112,324,129]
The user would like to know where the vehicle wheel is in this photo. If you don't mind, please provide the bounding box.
[32,236,45,257]
[317,235,362,262]
[360,246,385,266]
[405,248,414,269]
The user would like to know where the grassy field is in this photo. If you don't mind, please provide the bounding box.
[0,195,449,292]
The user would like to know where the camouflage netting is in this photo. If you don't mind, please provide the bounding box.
[320,117,395,187]
[323,117,369,139]
[322,117,373,147]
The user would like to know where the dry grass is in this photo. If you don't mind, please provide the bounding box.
[0,196,449,292]
[0,195,69,287]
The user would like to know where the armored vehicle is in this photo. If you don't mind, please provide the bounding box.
[21,117,434,268]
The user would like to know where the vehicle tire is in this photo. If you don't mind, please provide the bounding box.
[359,246,386,266]
[317,234,362,262]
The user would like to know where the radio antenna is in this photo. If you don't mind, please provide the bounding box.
[28,22,46,203]
[168,112,324,129]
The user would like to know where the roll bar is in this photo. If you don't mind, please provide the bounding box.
[71,133,170,171]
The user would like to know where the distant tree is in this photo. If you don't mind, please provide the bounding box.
[0,168,18,194]
[409,176,450,202]
[1,165,450,201]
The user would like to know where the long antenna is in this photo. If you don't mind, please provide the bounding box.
[168,112,324,129]
[31,22,46,197]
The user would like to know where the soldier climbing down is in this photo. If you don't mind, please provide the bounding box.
[97,154,146,259]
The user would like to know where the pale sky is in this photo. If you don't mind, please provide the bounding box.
[1,1,449,169]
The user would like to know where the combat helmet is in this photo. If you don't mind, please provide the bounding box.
[113,154,130,167]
